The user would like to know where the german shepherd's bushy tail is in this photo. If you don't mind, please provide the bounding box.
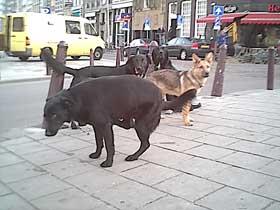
[41,48,78,76]
[161,89,197,111]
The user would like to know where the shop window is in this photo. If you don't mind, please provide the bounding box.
[181,0,191,37]
[195,0,207,39]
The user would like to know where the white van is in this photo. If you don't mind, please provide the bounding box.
[5,12,105,61]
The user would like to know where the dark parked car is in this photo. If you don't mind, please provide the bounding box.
[162,37,213,60]
[123,39,158,56]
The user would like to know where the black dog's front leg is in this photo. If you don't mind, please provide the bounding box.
[89,125,104,159]
[100,124,115,167]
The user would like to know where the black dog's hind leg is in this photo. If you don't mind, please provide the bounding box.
[89,125,104,159]
[125,124,150,161]
[101,124,115,167]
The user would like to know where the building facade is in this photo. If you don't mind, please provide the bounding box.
[165,0,207,39]
[132,0,165,42]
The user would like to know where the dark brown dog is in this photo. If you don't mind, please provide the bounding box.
[152,47,177,71]
[44,75,196,167]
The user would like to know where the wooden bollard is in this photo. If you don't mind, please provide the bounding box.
[267,47,275,90]
[90,48,94,66]
[116,47,121,67]
[120,46,124,61]
[211,44,227,97]
[42,41,68,128]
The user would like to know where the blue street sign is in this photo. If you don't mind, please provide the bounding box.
[213,5,224,16]
[144,18,151,31]
[213,16,221,30]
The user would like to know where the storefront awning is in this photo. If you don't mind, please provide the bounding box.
[240,12,280,24]
[197,13,247,23]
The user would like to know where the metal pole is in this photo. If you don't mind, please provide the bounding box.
[90,48,94,66]
[211,44,227,97]
[267,47,275,90]
[116,47,120,67]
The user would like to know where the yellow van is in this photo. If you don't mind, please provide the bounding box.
[0,15,6,51]
[5,12,105,61]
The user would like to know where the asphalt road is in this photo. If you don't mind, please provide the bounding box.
[0,53,279,134]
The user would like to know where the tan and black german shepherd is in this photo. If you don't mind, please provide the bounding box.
[147,52,214,126]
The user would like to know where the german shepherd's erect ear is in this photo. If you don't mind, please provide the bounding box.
[192,53,201,65]
[205,52,214,65]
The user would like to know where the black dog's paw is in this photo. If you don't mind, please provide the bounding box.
[190,103,202,111]
[100,160,113,168]
[125,155,138,161]
[89,152,101,159]
[71,122,79,130]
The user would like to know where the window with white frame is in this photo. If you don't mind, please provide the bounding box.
[181,0,191,37]
[144,0,149,9]
[195,0,207,38]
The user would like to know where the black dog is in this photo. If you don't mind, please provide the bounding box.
[44,75,196,167]
[152,47,177,71]
[41,48,151,87]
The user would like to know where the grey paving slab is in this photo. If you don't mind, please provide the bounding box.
[253,177,280,201]
[65,168,128,194]
[194,133,240,147]
[196,187,272,210]
[208,166,272,193]
[265,120,280,128]
[258,160,280,177]
[138,195,208,210]
[176,157,231,179]
[47,138,92,152]
[0,146,6,153]
[227,140,276,158]
[150,133,202,152]
[184,144,235,160]
[120,163,180,186]
[71,132,95,142]
[218,152,274,171]
[31,188,114,210]
[0,136,34,147]
[264,127,280,136]
[0,182,11,196]
[0,194,37,210]
[39,135,82,145]
[205,125,241,136]
[4,141,50,155]
[8,174,72,200]
[155,124,207,140]
[263,136,280,146]
[93,180,165,210]
[0,162,47,183]
[43,157,98,179]
[0,152,25,167]
[230,130,273,142]
[22,149,71,166]
[154,173,223,202]
[139,145,193,169]
[264,202,280,210]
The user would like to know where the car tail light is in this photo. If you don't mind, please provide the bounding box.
[191,42,199,49]
[26,36,30,46]
[144,43,148,48]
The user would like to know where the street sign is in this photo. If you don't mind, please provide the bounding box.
[121,21,129,31]
[213,16,221,30]
[41,7,51,14]
[213,5,224,16]
[144,18,151,31]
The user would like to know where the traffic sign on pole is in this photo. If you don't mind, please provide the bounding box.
[213,5,224,16]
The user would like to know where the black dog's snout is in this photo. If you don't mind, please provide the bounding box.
[204,72,209,77]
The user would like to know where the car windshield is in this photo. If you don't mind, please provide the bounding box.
[167,38,178,45]
[178,38,192,45]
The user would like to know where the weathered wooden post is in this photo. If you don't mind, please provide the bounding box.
[267,47,275,90]
[120,45,124,61]
[90,48,94,66]
[116,47,121,67]
[211,44,227,97]
[42,41,68,128]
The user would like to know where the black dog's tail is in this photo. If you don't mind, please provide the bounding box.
[41,48,77,76]
[161,89,197,111]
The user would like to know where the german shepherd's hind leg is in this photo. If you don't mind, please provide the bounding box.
[89,125,104,159]
[100,124,115,167]
[182,102,193,126]
[125,124,151,161]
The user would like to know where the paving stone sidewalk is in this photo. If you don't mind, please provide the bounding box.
[0,89,279,210]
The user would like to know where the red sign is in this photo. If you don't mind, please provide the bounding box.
[268,4,280,12]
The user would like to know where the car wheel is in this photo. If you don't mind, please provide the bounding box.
[71,56,80,60]
[19,56,29,61]
[180,50,188,60]
[94,48,103,60]
[136,49,140,55]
